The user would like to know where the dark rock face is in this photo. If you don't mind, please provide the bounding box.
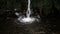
[0,0,60,34]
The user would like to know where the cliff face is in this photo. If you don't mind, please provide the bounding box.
[0,0,59,16]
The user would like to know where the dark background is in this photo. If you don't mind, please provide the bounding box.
[0,0,60,34]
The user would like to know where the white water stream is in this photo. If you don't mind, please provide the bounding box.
[20,0,36,24]
[15,0,38,24]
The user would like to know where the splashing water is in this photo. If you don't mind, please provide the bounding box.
[16,0,39,24]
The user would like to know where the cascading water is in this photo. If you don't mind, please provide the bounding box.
[20,0,36,24]
[15,0,39,24]
[26,0,31,17]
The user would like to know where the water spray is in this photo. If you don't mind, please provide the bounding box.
[15,0,39,24]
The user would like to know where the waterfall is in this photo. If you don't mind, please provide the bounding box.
[16,0,38,24]
[26,0,31,17]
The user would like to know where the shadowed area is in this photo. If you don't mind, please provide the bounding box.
[0,0,60,34]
